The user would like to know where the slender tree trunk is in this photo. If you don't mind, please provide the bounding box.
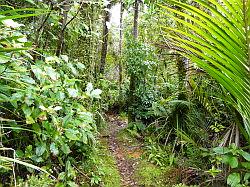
[177,56,186,100]
[99,3,111,75]
[34,2,53,47]
[133,0,139,38]
[56,0,71,56]
[119,1,124,88]
[128,0,139,123]
[31,2,53,61]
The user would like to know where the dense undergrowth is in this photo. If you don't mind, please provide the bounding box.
[0,0,250,186]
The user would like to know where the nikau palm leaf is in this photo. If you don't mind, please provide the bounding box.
[161,0,250,141]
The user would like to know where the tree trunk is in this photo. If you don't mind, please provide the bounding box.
[99,3,111,75]
[128,0,139,123]
[119,1,124,88]
[177,56,186,100]
[133,0,139,38]
[56,0,71,56]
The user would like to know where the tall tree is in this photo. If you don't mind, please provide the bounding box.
[119,0,124,88]
[56,0,71,56]
[128,0,139,123]
[99,2,112,75]
[133,0,139,38]
[177,56,187,100]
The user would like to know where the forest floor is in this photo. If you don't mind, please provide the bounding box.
[98,113,172,187]
[106,114,142,186]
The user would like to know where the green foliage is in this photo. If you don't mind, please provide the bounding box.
[143,138,171,167]
[125,34,156,77]
[133,160,169,187]
[1,0,250,186]
[98,78,128,112]
[182,145,207,169]
[95,138,121,187]
[205,144,250,187]
[126,122,145,137]
[3,54,99,157]
[124,34,158,120]
[162,0,250,141]
[0,8,101,185]
[149,95,209,145]
[17,174,55,187]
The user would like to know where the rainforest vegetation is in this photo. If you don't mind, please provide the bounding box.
[0,0,250,186]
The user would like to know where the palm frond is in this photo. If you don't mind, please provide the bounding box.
[161,0,250,141]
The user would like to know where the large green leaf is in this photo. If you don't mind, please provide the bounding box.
[239,150,250,161]
[0,8,48,21]
[227,173,241,187]
[222,155,238,168]
[162,0,250,141]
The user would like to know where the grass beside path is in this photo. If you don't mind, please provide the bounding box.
[96,136,121,187]
[97,114,198,187]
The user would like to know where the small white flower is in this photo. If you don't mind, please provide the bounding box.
[60,55,69,63]
[67,88,78,98]
[91,89,102,98]
[45,56,60,63]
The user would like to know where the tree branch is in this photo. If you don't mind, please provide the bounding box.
[62,0,85,32]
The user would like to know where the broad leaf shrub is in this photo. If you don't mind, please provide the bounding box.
[124,34,158,122]
[204,144,250,187]
[0,15,101,185]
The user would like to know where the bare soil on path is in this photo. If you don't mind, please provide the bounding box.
[106,114,142,187]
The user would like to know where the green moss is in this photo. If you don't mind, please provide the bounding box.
[97,138,121,187]
[116,129,131,143]
[134,160,171,187]
[119,113,128,121]
[17,174,55,187]
[116,129,140,147]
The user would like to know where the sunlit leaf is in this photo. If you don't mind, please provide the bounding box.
[61,143,71,155]
[86,83,93,95]
[53,106,62,111]
[65,129,80,141]
[67,88,78,98]
[35,143,46,156]
[0,54,10,63]
[50,143,59,156]
[91,89,102,98]
[2,19,24,28]
[222,155,238,168]
[227,173,240,186]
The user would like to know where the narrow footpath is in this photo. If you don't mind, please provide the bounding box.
[106,114,142,187]
[101,113,178,187]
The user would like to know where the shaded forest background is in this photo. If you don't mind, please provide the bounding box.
[0,0,250,186]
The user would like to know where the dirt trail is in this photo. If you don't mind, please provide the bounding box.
[106,114,139,187]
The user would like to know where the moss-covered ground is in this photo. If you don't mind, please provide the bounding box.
[97,115,197,187]
[96,137,121,187]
